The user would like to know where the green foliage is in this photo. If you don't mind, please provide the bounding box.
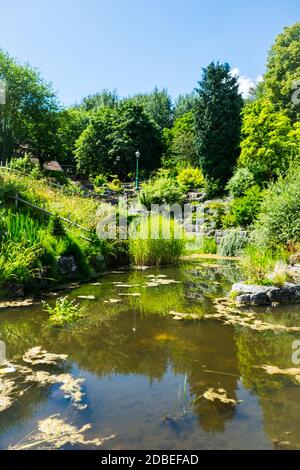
[124,87,173,130]
[176,166,205,191]
[75,103,163,178]
[195,62,243,188]
[57,108,90,165]
[0,241,40,285]
[162,112,198,167]
[196,236,217,254]
[238,99,299,184]
[107,178,122,192]
[218,230,248,257]
[139,176,185,210]
[129,214,186,266]
[254,166,300,247]
[226,168,256,198]
[9,155,36,174]
[0,49,60,162]
[48,215,65,237]
[92,174,108,187]
[75,107,114,177]
[240,245,288,285]
[263,22,300,121]
[43,297,83,327]
[0,210,42,245]
[174,92,197,120]
[231,185,262,227]
[81,89,119,111]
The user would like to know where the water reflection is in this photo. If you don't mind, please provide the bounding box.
[0,260,299,449]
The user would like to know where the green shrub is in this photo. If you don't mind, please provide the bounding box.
[204,201,228,230]
[231,185,262,227]
[196,236,217,254]
[48,215,65,237]
[176,167,205,191]
[240,245,288,285]
[218,230,248,257]
[107,178,122,192]
[226,168,255,198]
[139,177,185,210]
[92,174,108,187]
[254,166,300,247]
[9,155,36,174]
[42,297,83,326]
[129,214,186,265]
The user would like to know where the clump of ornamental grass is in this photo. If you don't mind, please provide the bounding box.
[129,214,186,266]
[240,245,289,285]
[42,297,83,327]
[0,241,41,286]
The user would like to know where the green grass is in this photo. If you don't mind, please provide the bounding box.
[129,214,186,266]
[240,245,289,285]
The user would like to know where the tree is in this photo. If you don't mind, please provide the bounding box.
[263,22,300,121]
[108,102,163,178]
[0,49,60,162]
[238,99,300,184]
[162,111,198,168]
[75,103,163,178]
[174,92,197,120]
[194,62,243,189]
[75,108,115,176]
[124,87,173,130]
[57,108,90,165]
[80,89,119,112]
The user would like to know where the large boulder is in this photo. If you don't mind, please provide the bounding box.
[57,255,78,276]
[230,282,300,306]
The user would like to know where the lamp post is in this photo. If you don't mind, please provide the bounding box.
[135,150,140,191]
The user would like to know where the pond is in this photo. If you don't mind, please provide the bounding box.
[0,259,300,450]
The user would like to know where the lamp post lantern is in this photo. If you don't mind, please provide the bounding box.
[135,150,140,191]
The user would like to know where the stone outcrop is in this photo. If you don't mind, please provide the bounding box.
[57,255,78,276]
[230,282,300,306]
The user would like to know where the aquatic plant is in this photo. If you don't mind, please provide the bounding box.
[42,297,83,327]
[129,214,186,266]
[9,414,115,450]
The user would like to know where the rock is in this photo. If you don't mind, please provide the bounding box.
[231,282,300,306]
[1,283,24,299]
[57,256,78,276]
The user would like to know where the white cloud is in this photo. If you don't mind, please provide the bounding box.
[230,68,263,98]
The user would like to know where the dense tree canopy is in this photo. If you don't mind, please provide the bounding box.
[238,99,300,184]
[75,102,163,178]
[194,62,243,188]
[0,49,60,162]
[124,87,173,130]
[263,22,300,121]
[80,89,120,112]
[174,92,197,120]
[162,111,197,168]
[57,108,90,165]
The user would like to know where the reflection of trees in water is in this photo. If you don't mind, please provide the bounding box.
[0,262,242,439]
[236,329,300,449]
[0,359,72,440]
[1,307,241,434]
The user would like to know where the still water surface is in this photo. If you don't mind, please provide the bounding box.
[0,260,299,450]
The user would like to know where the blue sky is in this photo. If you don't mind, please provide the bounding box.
[0,0,298,105]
